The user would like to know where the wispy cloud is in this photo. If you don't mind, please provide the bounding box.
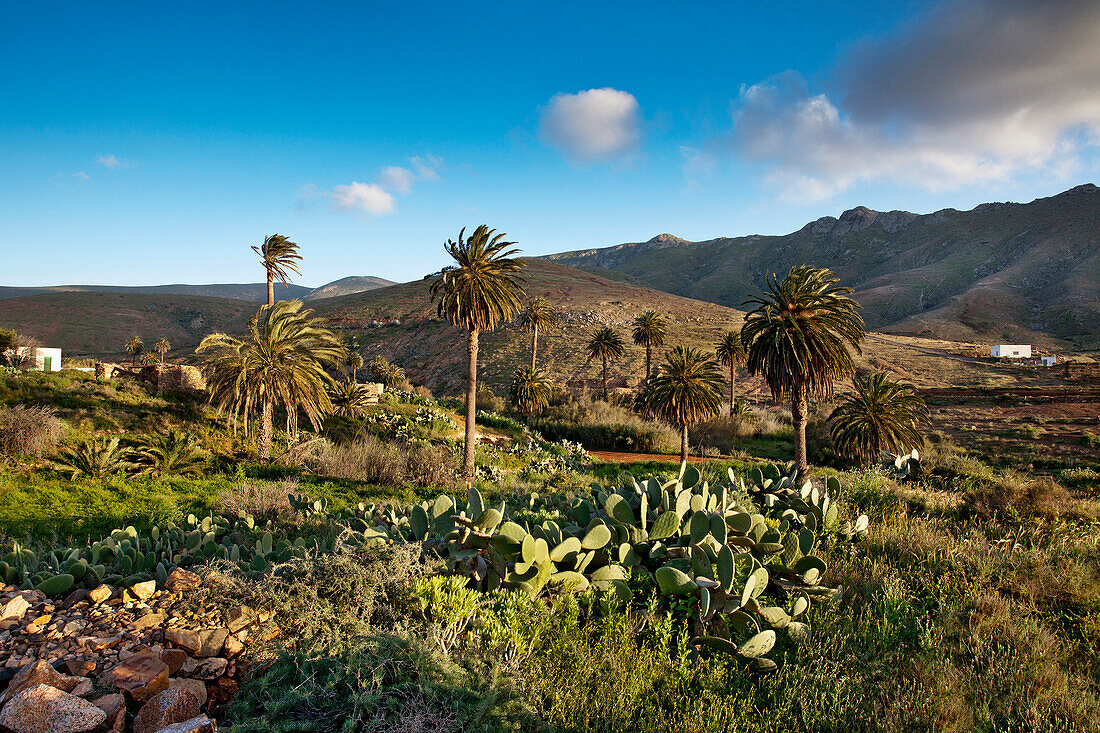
[96,154,133,169]
[725,0,1100,201]
[71,171,90,180]
[540,88,641,162]
[303,155,442,215]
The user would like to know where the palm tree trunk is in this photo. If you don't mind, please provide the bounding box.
[266,271,275,308]
[531,325,538,370]
[601,356,608,401]
[729,363,735,413]
[464,328,479,484]
[791,384,809,479]
[680,423,689,464]
[645,346,652,383]
[260,397,274,460]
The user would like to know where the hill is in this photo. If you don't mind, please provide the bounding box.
[545,184,1100,348]
[305,275,396,300]
[0,276,395,303]
[0,292,255,357]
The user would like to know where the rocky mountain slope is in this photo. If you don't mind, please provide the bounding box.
[0,276,394,303]
[545,184,1100,347]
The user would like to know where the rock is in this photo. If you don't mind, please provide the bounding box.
[133,687,200,733]
[92,692,127,730]
[225,606,256,634]
[161,649,188,675]
[0,659,78,704]
[87,585,113,605]
[169,677,207,706]
[179,656,226,680]
[132,612,168,630]
[63,659,97,677]
[105,651,169,701]
[62,589,89,608]
[222,634,244,658]
[155,715,217,733]
[69,678,93,697]
[0,684,107,733]
[129,581,158,601]
[163,569,201,593]
[0,595,30,622]
[166,628,228,658]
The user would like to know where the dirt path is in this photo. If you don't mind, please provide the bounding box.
[589,450,714,464]
[865,334,982,364]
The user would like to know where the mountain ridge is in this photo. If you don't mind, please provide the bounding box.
[0,276,396,303]
[544,183,1100,347]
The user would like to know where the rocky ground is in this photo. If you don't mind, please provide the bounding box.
[0,568,275,733]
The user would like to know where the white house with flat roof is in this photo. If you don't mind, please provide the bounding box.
[1041,355,1057,366]
[5,346,62,371]
[990,344,1031,359]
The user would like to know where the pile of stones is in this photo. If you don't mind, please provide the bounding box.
[0,568,276,733]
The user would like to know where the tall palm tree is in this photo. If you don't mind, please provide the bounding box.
[741,265,865,478]
[252,234,302,307]
[631,311,667,382]
[585,327,625,401]
[643,346,724,462]
[155,338,171,364]
[508,367,553,416]
[829,372,930,466]
[345,352,364,383]
[714,330,746,413]
[125,337,144,367]
[197,300,346,460]
[429,225,526,482]
[518,297,557,370]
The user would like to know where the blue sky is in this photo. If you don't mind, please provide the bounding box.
[2,0,1098,286]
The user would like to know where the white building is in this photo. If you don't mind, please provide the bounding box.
[6,346,62,371]
[990,344,1031,359]
[1041,355,1057,366]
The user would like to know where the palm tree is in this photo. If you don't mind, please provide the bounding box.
[345,352,364,383]
[197,300,346,460]
[585,327,625,401]
[715,330,746,413]
[54,437,134,479]
[140,351,159,367]
[125,337,144,367]
[252,234,302,307]
[632,311,667,382]
[328,380,375,417]
[155,338,171,364]
[518,297,557,370]
[429,225,526,482]
[130,431,206,477]
[741,265,865,478]
[643,346,724,462]
[508,367,553,416]
[829,372,930,466]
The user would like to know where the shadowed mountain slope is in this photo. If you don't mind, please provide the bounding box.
[545,184,1100,347]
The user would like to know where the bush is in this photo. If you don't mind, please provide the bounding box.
[531,394,678,453]
[0,405,64,458]
[964,473,1078,519]
[690,406,791,454]
[311,436,457,489]
[217,479,301,520]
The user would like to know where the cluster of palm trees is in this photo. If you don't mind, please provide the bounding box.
[195,226,929,482]
[124,337,172,367]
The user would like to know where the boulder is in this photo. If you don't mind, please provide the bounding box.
[163,569,202,593]
[92,693,126,732]
[87,585,113,605]
[179,656,227,680]
[169,677,207,706]
[105,651,169,701]
[166,628,228,658]
[0,684,106,733]
[129,580,158,601]
[155,715,217,733]
[133,687,201,733]
[161,649,188,675]
[0,659,78,704]
[0,595,30,623]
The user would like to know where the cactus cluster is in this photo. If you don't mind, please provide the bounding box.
[880,449,921,480]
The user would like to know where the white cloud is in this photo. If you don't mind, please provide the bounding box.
[96,154,132,169]
[540,88,640,162]
[728,0,1100,201]
[378,166,416,194]
[410,155,441,180]
[72,171,90,180]
[331,182,395,215]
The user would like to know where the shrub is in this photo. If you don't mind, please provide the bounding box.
[217,479,301,519]
[690,406,791,454]
[311,436,457,489]
[531,394,678,453]
[965,473,1077,519]
[0,405,64,458]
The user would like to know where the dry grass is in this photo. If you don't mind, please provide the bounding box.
[311,436,457,489]
[0,404,64,458]
[217,479,301,520]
